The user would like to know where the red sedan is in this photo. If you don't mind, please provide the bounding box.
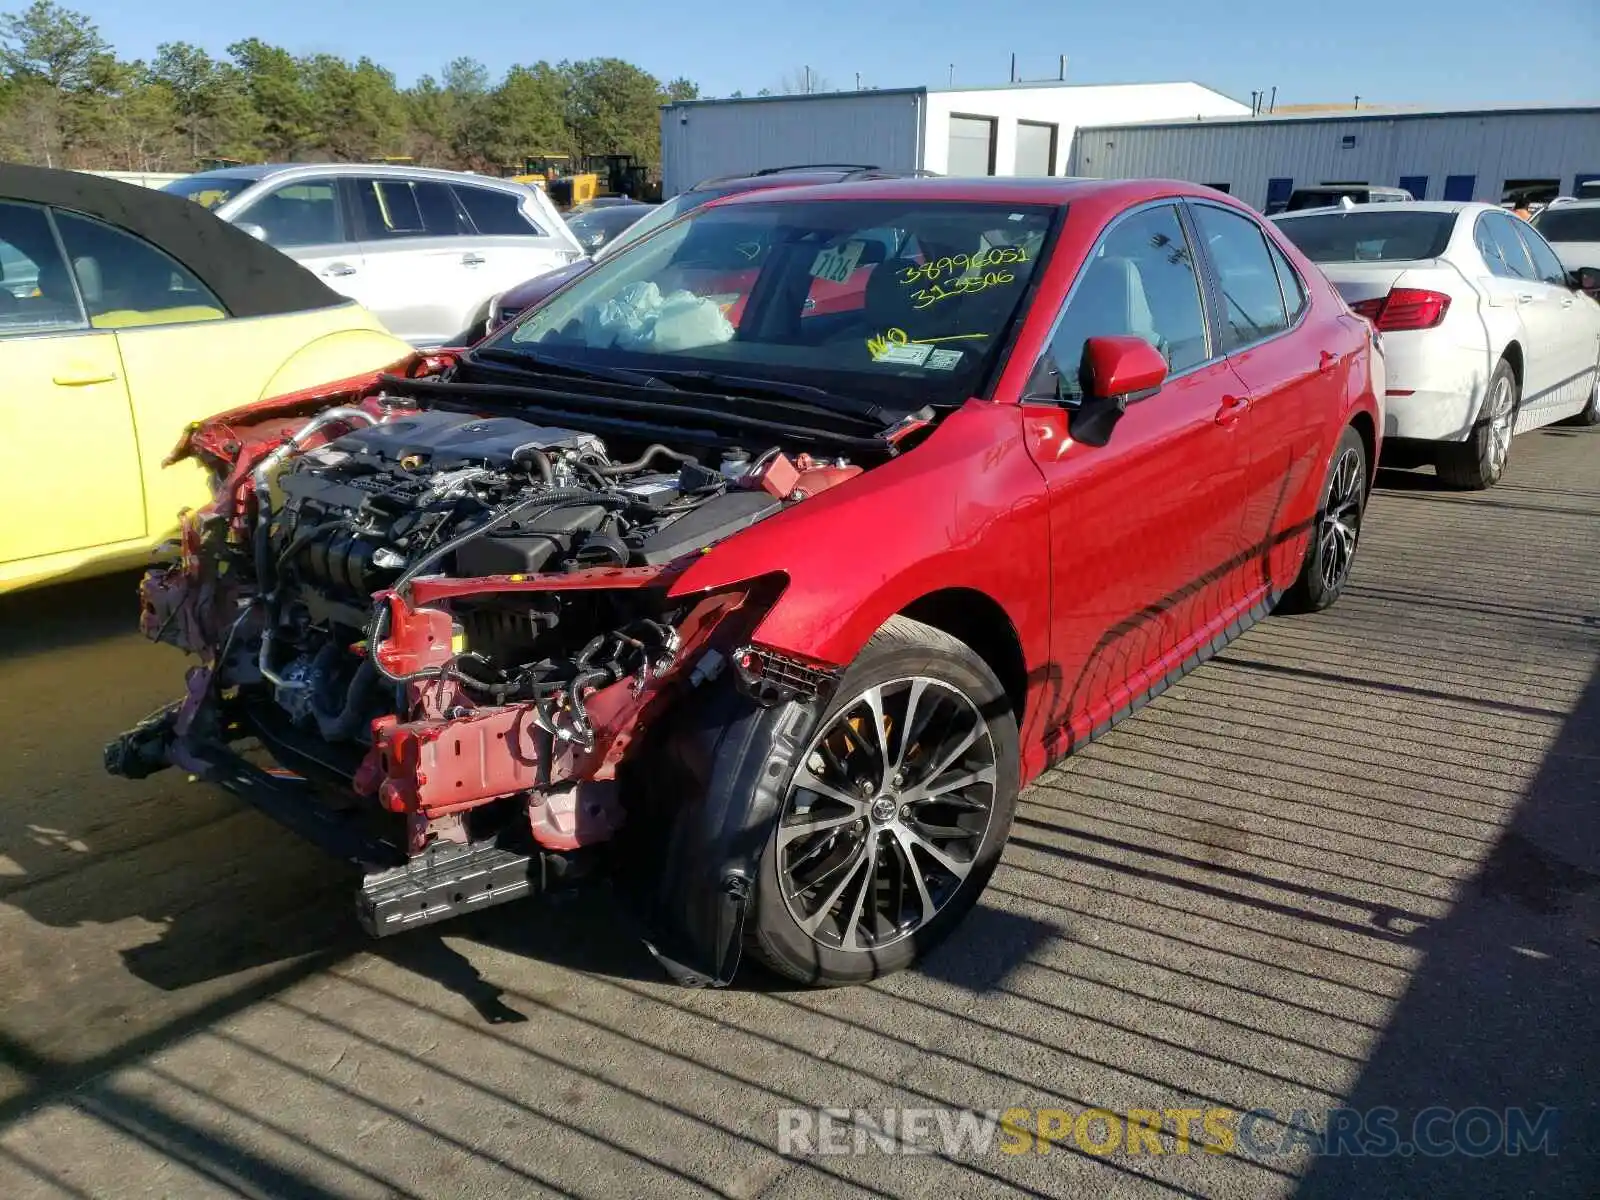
[109,177,1383,989]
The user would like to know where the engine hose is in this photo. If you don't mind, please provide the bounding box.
[596,443,696,475]
[311,654,378,741]
[514,447,554,485]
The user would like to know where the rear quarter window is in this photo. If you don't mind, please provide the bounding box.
[454,186,543,236]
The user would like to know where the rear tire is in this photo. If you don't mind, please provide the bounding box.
[747,616,1019,987]
[1278,424,1368,614]
[1437,358,1519,488]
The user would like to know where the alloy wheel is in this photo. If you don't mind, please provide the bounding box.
[1319,446,1364,593]
[777,677,998,952]
[1487,373,1515,475]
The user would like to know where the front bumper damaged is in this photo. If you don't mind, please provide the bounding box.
[106,554,847,985]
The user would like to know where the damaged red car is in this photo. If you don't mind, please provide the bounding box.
[107,178,1383,988]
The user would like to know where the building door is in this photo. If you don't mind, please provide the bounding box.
[1014,121,1058,176]
[947,115,997,176]
[1398,175,1428,200]
[1443,174,1476,201]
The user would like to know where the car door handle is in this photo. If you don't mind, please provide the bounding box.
[52,366,119,386]
[321,263,357,278]
[1516,291,1536,303]
[1215,394,1251,426]
[461,253,486,266]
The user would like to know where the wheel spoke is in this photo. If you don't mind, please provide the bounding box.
[778,807,861,850]
[897,822,973,881]
[797,835,875,935]
[859,685,892,788]
[906,763,996,804]
[891,678,931,773]
[888,826,937,921]
[916,722,982,790]
[791,762,867,811]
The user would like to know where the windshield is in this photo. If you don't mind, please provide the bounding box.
[1532,206,1600,242]
[483,197,1057,408]
[163,174,257,210]
[1274,210,1456,262]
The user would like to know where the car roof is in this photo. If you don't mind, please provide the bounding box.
[1272,201,1492,219]
[700,175,1216,209]
[178,163,533,191]
[0,162,347,318]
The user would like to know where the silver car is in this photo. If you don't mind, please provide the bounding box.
[164,163,584,347]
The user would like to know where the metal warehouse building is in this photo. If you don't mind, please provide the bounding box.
[659,82,1250,196]
[1068,104,1600,212]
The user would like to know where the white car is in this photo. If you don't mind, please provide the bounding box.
[1530,199,1600,275]
[164,164,584,348]
[1271,202,1600,487]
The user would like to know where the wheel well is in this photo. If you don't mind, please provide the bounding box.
[1348,410,1377,493]
[1499,341,1524,388]
[897,589,1028,723]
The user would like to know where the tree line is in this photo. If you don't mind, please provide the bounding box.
[0,0,702,175]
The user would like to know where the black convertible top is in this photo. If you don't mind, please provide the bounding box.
[0,163,346,318]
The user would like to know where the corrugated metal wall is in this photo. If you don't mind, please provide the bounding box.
[1069,110,1600,211]
[659,93,922,196]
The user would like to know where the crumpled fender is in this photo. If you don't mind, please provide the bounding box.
[623,677,822,988]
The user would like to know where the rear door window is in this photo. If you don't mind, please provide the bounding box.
[1511,221,1570,285]
[1476,213,1536,279]
[1191,203,1290,350]
[352,178,474,239]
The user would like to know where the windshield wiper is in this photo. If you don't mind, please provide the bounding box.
[647,370,887,423]
[469,346,676,391]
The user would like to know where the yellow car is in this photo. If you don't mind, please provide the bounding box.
[0,164,414,595]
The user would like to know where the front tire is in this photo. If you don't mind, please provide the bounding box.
[1278,424,1368,614]
[747,616,1020,987]
[1437,357,1519,488]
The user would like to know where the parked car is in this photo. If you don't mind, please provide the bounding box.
[0,163,414,595]
[1268,184,1413,215]
[566,202,658,254]
[485,165,931,333]
[164,164,584,348]
[108,177,1383,989]
[1271,202,1600,484]
[1530,199,1600,273]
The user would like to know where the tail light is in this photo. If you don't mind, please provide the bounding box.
[1350,288,1451,331]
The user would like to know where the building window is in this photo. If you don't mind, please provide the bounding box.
[947,114,997,176]
[1398,175,1428,200]
[1014,120,1058,176]
[1443,175,1476,202]
[1203,183,1231,194]
[1264,178,1294,214]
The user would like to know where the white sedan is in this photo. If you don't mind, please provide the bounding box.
[1271,202,1600,488]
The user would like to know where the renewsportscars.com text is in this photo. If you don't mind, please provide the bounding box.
[776,1105,1560,1159]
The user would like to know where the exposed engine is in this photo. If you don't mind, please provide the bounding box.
[246,403,858,756]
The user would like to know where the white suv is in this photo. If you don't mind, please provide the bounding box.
[164,164,584,347]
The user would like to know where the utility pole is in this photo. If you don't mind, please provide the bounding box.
[1010,53,1016,83]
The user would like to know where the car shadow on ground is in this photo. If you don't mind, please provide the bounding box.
[1294,655,1600,1199]
[0,567,147,660]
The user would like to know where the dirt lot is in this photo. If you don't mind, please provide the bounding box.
[1,427,1596,1199]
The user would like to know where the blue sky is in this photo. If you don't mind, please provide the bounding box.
[65,0,1600,108]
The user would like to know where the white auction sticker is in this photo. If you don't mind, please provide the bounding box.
[924,348,964,370]
[873,341,933,365]
[810,240,865,283]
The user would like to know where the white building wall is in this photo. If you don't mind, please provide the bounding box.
[659,93,922,196]
[921,83,1249,176]
[1070,109,1600,211]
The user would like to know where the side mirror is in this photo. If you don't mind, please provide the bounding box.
[1083,334,1169,404]
[235,222,269,243]
[1062,335,1169,448]
[1569,266,1600,298]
